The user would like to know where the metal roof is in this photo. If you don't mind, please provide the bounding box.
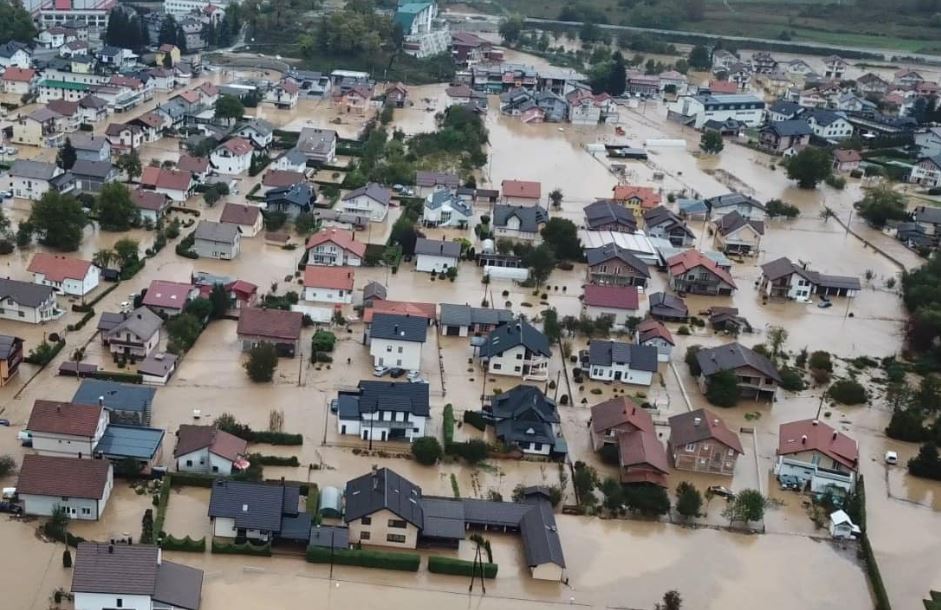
[413,237,461,258]
[369,313,428,343]
[588,341,659,372]
[208,479,297,532]
[439,304,513,328]
[94,424,165,460]
[478,319,551,358]
[337,381,430,418]
[73,379,156,413]
[696,342,781,382]
[344,467,424,527]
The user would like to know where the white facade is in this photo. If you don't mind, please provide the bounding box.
[342,194,388,222]
[422,198,472,227]
[31,413,109,459]
[669,94,765,129]
[588,363,654,386]
[21,467,112,520]
[583,304,637,327]
[164,0,235,17]
[306,243,362,266]
[911,159,941,188]
[0,290,62,324]
[369,337,423,370]
[303,285,353,304]
[338,410,427,442]
[0,49,31,69]
[639,337,673,363]
[212,515,270,542]
[494,216,541,242]
[415,253,458,273]
[33,265,99,297]
[807,116,853,139]
[13,173,56,200]
[210,148,252,175]
[485,344,549,381]
[176,448,235,476]
[74,592,152,610]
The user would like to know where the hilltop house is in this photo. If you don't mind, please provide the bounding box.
[775,419,858,495]
[667,409,743,476]
[477,319,551,381]
[368,313,427,371]
[695,342,781,400]
[335,381,429,442]
[27,253,99,297]
[489,385,564,457]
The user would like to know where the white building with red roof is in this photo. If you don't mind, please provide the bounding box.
[501,179,541,206]
[131,188,170,223]
[211,137,254,175]
[635,318,674,362]
[582,284,640,327]
[140,167,193,202]
[305,228,366,267]
[174,424,248,476]
[303,267,354,304]
[1,67,37,95]
[775,418,859,494]
[142,280,198,315]
[667,250,737,296]
[27,253,99,296]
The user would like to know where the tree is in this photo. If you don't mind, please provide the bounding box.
[655,590,683,610]
[623,485,671,516]
[524,243,556,287]
[599,477,624,512]
[808,350,833,372]
[411,437,443,465]
[722,489,766,525]
[573,462,598,507]
[543,308,561,342]
[828,379,868,405]
[184,297,213,321]
[159,15,178,45]
[57,137,77,170]
[96,183,140,231]
[786,147,832,189]
[0,454,15,477]
[113,238,140,270]
[540,218,582,262]
[706,370,739,407]
[685,345,703,375]
[245,342,278,382]
[92,248,116,270]
[699,130,724,154]
[311,330,337,353]
[209,283,230,319]
[688,45,711,70]
[675,482,702,520]
[908,442,941,480]
[607,51,627,96]
[767,326,788,360]
[549,188,564,209]
[215,95,245,123]
[166,313,203,353]
[0,0,37,43]
[765,199,800,218]
[115,150,142,183]
[28,191,87,251]
[856,185,908,228]
[498,15,524,44]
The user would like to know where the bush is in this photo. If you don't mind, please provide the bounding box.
[827,379,867,405]
[305,546,420,571]
[215,413,303,445]
[445,440,489,463]
[808,350,833,372]
[84,371,143,384]
[779,367,806,392]
[250,454,300,466]
[167,472,215,487]
[908,443,941,480]
[427,555,498,578]
[623,484,670,516]
[462,410,487,431]
[245,342,278,382]
[442,404,455,444]
[825,175,846,190]
[160,535,206,552]
[685,345,702,376]
[66,309,96,332]
[677,325,690,335]
[24,339,66,366]
[211,539,272,556]
[705,370,739,407]
[411,436,443,465]
[311,330,337,352]
[885,408,930,442]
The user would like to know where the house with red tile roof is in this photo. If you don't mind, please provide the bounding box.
[219,203,263,237]
[833,148,862,173]
[27,253,99,297]
[618,428,669,487]
[667,250,737,296]
[17,454,113,520]
[363,300,436,324]
[589,396,653,451]
[582,284,641,326]
[501,179,542,205]
[156,44,180,67]
[26,400,109,458]
[1,67,37,95]
[668,409,743,476]
[611,185,661,223]
[140,167,193,202]
[305,228,366,267]
[174,425,248,476]
[237,308,304,357]
[261,169,306,193]
[142,280,198,315]
[635,318,674,362]
[104,122,144,151]
[776,419,859,494]
[266,77,300,108]
[211,137,254,175]
[177,154,210,181]
[303,267,354,304]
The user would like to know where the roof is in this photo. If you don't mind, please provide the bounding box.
[519,495,565,568]
[914,205,941,225]
[806,109,846,127]
[585,243,650,276]
[297,127,337,156]
[714,210,765,237]
[137,352,178,378]
[47,99,79,116]
[338,381,430,420]
[208,479,295,531]
[219,137,253,156]
[72,379,157,413]
[262,169,306,188]
[415,170,460,188]
[194,220,240,244]
[363,281,387,301]
[636,318,674,345]
[303,266,354,290]
[70,159,114,180]
[27,400,102,437]
[424,190,472,217]
[413,237,461,258]
[612,185,660,208]
[174,425,247,461]
[618,428,670,474]
[343,183,391,206]
[69,134,108,152]
[306,228,367,258]
[668,408,743,454]
[152,558,204,610]
[648,292,688,316]
[237,307,303,341]
[220,203,261,227]
[309,525,350,549]
[643,206,694,236]
[491,385,559,424]
[769,100,802,116]
[590,396,653,435]
[240,118,274,137]
[419,497,466,540]
[667,250,737,288]
[72,544,159,597]
[492,204,548,233]
[439,304,513,328]
[2,67,35,82]
[478,319,551,358]
[778,419,858,470]
[10,159,58,180]
[27,253,93,283]
[344,467,424,527]
[266,183,314,209]
[588,341,658,372]
[94,424,165,460]
[131,188,168,212]
[178,154,210,174]
[0,335,22,359]
[369,313,427,343]
[18,454,110,499]
[704,192,765,213]
[502,179,541,200]
[104,307,162,342]
[142,280,193,310]
[696,342,781,382]
[583,200,637,230]
[363,300,436,323]
[141,168,192,192]
[765,119,813,137]
[583,284,639,310]
[0,278,55,308]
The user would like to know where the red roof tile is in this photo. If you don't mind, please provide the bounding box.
[667,250,736,288]
[618,428,670,477]
[305,228,366,258]
[27,253,93,282]
[303,266,354,290]
[612,185,660,209]
[131,188,168,212]
[363,300,436,323]
[583,284,639,310]
[221,137,253,156]
[778,419,858,470]
[177,155,209,174]
[142,280,193,310]
[501,179,541,200]
[17,454,110,499]
[709,80,739,94]
[27,400,102,437]
[219,203,261,226]
[636,318,674,345]
[142,168,192,192]
[262,169,305,188]
[237,307,303,341]
[3,68,36,82]
[590,396,652,436]
[174,425,247,461]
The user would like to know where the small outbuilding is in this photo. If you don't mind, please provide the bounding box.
[318,485,342,519]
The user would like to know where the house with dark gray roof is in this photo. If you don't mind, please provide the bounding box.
[415,170,460,196]
[583,200,638,233]
[648,292,688,321]
[704,192,766,221]
[208,479,307,543]
[414,237,461,273]
[335,380,430,442]
[296,127,337,164]
[344,467,424,547]
[10,159,65,200]
[758,119,813,154]
[0,334,23,386]
[193,221,241,260]
[583,340,659,386]
[767,100,802,122]
[492,204,548,242]
[712,210,764,255]
[478,319,551,381]
[759,256,861,300]
[72,543,203,610]
[489,385,565,456]
[695,342,781,399]
[439,304,513,337]
[71,159,118,194]
[644,206,695,247]
[101,306,162,359]
[0,278,62,324]
[73,379,157,426]
[368,313,428,371]
[265,183,316,219]
[342,183,391,222]
[586,243,650,288]
[422,189,473,228]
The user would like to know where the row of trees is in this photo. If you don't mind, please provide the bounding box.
[104,8,149,50]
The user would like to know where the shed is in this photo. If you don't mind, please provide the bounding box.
[318,485,342,518]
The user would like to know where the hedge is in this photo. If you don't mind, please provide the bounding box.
[251,454,300,467]
[855,476,891,610]
[305,546,420,572]
[462,410,487,432]
[160,534,206,552]
[43,523,86,548]
[153,477,171,537]
[242,430,303,445]
[24,339,66,365]
[168,472,216,488]
[427,555,498,578]
[211,539,272,556]
[67,309,96,331]
[442,404,455,445]
[85,370,143,384]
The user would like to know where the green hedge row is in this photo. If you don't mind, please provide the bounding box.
[251,454,300,466]
[427,555,497,578]
[462,410,487,432]
[161,534,206,552]
[67,309,96,331]
[442,404,455,445]
[242,430,303,445]
[862,535,891,610]
[305,546,420,571]
[25,339,66,365]
[168,472,216,488]
[211,539,272,556]
[153,477,171,537]
[85,370,143,384]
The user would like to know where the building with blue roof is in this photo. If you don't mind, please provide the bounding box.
[73,379,157,426]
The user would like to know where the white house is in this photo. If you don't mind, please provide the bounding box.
[27,253,99,297]
[477,320,551,381]
[582,284,641,327]
[0,41,31,69]
[910,155,941,188]
[174,424,248,476]
[101,307,163,360]
[17,454,113,520]
[829,510,861,540]
[668,93,766,129]
[26,400,109,458]
[414,237,461,273]
[804,109,853,140]
[236,118,274,149]
[585,340,658,386]
[0,278,63,324]
[192,221,241,260]
[368,313,427,371]
[302,266,354,304]
[635,318,674,363]
[305,228,366,266]
[272,148,309,173]
[10,159,63,200]
[210,137,254,175]
[341,183,391,222]
[774,419,858,495]
[140,167,193,203]
[492,204,548,242]
[336,382,429,442]
[422,190,473,227]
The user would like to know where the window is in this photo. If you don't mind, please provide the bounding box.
[386,345,392,352]
[186,459,193,466]
[685,443,696,452]
[386,533,407,543]
[212,465,219,473]
[514,366,521,372]
[360,531,370,540]
[388,519,407,529]
[397,346,403,354]
[116,599,123,608]
[492,363,501,370]
[361,517,371,525]
[516,353,523,360]
[81,507,90,515]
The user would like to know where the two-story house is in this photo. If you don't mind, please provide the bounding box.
[910,155,941,188]
[584,340,658,386]
[635,318,674,362]
[589,396,654,452]
[193,221,241,260]
[477,319,551,381]
[27,253,99,297]
[492,204,548,243]
[775,419,858,495]
[302,266,354,305]
[368,313,427,370]
[489,385,564,456]
[583,200,638,233]
[695,342,781,400]
[297,127,337,164]
[704,192,766,221]
[668,409,743,476]
[344,467,424,547]
[585,243,650,288]
[210,137,254,175]
[759,257,861,300]
[758,119,812,155]
[100,306,163,359]
[174,425,248,476]
[26,400,109,458]
[305,228,366,266]
[712,210,765,256]
[422,189,473,228]
[335,381,429,442]
[0,278,63,324]
[643,206,695,247]
[0,335,23,386]
[341,183,391,222]
[667,250,737,296]
[414,238,461,273]
[17,454,112,520]
[219,203,263,238]
[236,118,274,150]
[804,109,853,140]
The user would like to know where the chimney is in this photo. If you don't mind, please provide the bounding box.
[693,417,701,427]
[832,431,838,440]
[811,420,819,426]
[98,396,104,406]
[242,504,248,512]
[108,545,114,554]
[801,434,807,444]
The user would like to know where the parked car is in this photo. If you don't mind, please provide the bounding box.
[707,485,736,499]
[373,366,390,377]
[0,191,11,199]
[329,399,338,414]
[885,450,898,465]
[389,368,406,378]
[817,299,833,309]
[0,501,22,514]
[0,419,9,427]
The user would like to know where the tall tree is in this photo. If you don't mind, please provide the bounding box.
[700,130,724,154]
[57,137,77,170]
[214,95,245,123]
[116,150,142,183]
[540,217,582,261]
[688,45,711,70]
[96,183,140,231]
[28,191,88,251]
[607,51,627,96]
[786,147,832,189]
[159,15,178,45]
[0,0,38,43]
[498,14,524,44]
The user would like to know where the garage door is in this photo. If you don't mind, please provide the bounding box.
[445,326,461,336]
